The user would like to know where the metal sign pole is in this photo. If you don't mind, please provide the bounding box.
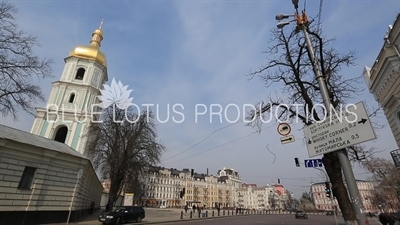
[329,183,339,225]
[66,169,83,225]
[300,13,367,225]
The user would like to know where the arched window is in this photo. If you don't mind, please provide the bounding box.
[75,68,85,80]
[54,126,68,143]
[68,93,75,103]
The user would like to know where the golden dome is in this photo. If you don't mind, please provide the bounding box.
[69,21,107,67]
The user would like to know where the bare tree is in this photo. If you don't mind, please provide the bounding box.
[246,18,381,223]
[268,194,277,210]
[0,1,53,119]
[293,198,300,209]
[124,173,150,206]
[363,157,400,212]
[87,107,164,204]
[284,190,294,210]
[301,192,311,201]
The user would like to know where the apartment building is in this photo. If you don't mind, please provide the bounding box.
[144,167,185,207]
[310,180,377,212]
[216,167,242,205]
[134,166,241,208]
[363,13,400,150]
[375,184,400,213]
[236,183,290,210]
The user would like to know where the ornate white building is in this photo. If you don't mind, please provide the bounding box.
[132,167,241,208]
[310,180,377,212]
[216,167,242,206]
[236,183,286,210]
[30,22,108,155]
[364,13,400,150]
[145,167,185,208]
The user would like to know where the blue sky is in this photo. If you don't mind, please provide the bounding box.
[2,0,400,198]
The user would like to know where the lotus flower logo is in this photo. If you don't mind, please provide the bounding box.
[98,78,134,110]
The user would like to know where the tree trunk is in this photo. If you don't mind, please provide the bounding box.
[108,190,117,206]
[323,151,357,225]
[108,179,122,206]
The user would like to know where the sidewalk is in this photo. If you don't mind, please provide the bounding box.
[43,209,394,225]
[42,209,266,225]
[43,209,104,225]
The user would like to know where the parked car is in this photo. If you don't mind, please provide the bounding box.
[326,211,336,216]
[98,206,145,224]
[295,210,308,219]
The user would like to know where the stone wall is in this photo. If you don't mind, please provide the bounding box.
[0,140,102,225]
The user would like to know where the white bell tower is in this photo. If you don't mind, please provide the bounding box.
[31,21,108,155]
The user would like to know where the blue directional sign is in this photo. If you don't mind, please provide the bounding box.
[304,159,324,168]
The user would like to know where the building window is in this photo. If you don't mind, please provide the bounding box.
[68,93,75,103]
[397,110,400,130]
[54,126,68,143]
[75,68,85,80]
[18,167,36,189]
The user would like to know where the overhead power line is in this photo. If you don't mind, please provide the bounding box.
[241,171,371,181]
[162,122,240,161]
[163,125,272,165]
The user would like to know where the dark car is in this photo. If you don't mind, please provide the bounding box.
[295,210,308,219]
[98,206,145,224]
[326,211,335,216]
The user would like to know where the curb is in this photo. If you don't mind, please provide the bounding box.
[138,213,295,224]
[139,214,254,224]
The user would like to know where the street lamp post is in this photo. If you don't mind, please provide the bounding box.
[275,1,367,225]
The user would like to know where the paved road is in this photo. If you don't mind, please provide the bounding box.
[134,214,383,225]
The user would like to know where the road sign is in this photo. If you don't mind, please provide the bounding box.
[304,101,377,157]
[304,159,323,168]
[277,123,291,136]
[280,135,295,144]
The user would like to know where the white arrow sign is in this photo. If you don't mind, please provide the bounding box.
[280,135,295,144]
[304,101,376,157]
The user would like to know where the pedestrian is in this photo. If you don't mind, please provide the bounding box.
[184,204,188,214]
[90,201,95,214]
[193,204,197,212]
[106,201,111,212]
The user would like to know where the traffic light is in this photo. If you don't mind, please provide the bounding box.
[182,188,186,195]
[325,182,331,198]
[179,191,184,198]
[191,169,194,177]
[294,158,300,167]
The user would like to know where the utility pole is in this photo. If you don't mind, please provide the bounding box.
[296,9,367,225]
[275,1,367,224]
